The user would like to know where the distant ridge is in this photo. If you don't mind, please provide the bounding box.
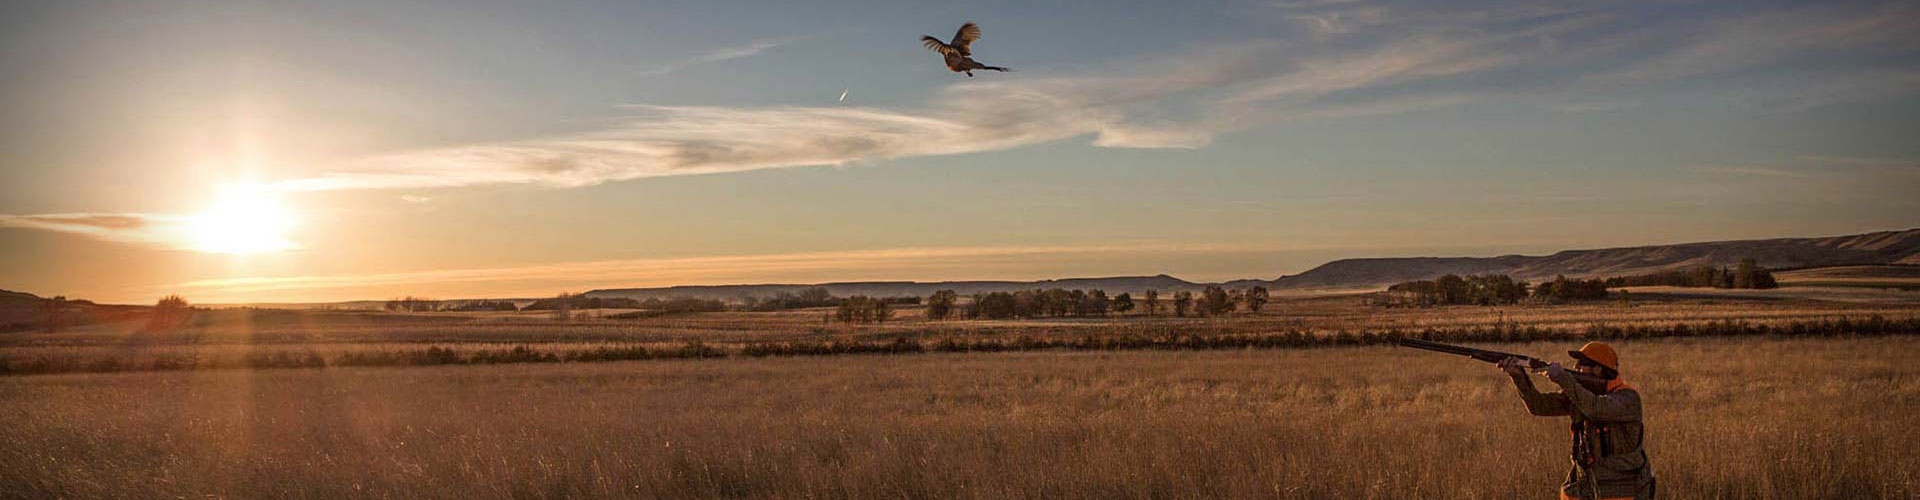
[586,275,1204,301]
[0,289,147,332]
[585,228,1920,299]
[1267,228,1920,289]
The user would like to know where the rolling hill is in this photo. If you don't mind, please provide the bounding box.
[0,289,149,332]
[1266,228,1920,289]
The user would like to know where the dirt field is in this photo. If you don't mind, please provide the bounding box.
[2,336,1914,499]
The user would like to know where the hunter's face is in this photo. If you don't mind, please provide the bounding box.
[1575,361,1604,376]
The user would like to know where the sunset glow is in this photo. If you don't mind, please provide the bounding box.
[187,183,298,255]
[0,0,1914,304]
[1,3,1917,497]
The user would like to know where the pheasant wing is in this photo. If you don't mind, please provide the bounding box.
[921,35,956,56]
[951,22,981,56]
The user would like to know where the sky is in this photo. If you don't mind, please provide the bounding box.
[2,0,1918,304]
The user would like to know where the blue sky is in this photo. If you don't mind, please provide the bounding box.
[2,0,1918,302]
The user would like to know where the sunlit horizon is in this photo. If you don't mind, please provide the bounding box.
[3,0,1917,305]
[186,182,300,255]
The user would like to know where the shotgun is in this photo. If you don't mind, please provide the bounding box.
[1393,337,1612,393]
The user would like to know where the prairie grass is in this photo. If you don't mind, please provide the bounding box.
[1,337,1913,499]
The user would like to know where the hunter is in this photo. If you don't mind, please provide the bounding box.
[1498,342,1656,500]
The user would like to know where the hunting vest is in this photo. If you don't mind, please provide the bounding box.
[1560,379,1654,500]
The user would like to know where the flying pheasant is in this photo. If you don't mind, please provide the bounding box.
[921,22,1009,77]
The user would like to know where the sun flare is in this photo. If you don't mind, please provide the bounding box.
[188,182,299,254]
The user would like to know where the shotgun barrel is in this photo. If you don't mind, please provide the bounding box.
[1393,337,1612,393]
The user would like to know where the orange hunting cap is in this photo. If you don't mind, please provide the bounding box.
[1568,342,1619,370]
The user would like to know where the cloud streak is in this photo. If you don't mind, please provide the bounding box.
[1686,164,1816,179]
[1580,3,1920,87]
[0,213,186,246]
[262,1,1920,194]
[637,38,796,76]
[278,35,1528,191]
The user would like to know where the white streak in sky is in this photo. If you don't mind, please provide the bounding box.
[637,38,797,76]
[0,213,188,247]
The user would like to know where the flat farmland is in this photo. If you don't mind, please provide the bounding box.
[13,288,1920,347]
[5,290,1918,375]
[2,337,1914,499]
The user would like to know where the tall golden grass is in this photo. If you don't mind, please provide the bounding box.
[1,337,1913,499]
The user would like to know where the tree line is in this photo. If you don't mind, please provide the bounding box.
[833,296,897,324]
[1608,259,1778,289]
[741,287,837,311]
[1380,258,1780,307]
[1383,274,1607,306]
[387,297,526,312]
[924,286,1269,320]
[743,288,919,312]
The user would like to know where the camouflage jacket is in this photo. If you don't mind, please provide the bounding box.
[1511,370,1656,500]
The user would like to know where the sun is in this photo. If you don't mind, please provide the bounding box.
[188,182,299,254]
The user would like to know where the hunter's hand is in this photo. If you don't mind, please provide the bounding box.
[1544,362,1569,381]
[1498,357,1528,376]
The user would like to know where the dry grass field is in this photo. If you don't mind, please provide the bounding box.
[2,289,1916,498]
[4,289,1918,375]
[12,291,1920,344]
[2,337,1914,499]
[24,288,1920,345]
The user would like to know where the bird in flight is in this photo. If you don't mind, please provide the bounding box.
[921,22,1010,77]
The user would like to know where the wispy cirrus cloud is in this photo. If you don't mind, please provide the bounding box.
[1552,100,1641,113]
[1686,164,1816,179]
[277,34,1545,192]
[1287,7,1389,37]
[1798,155,1919,168]
[258,0,1920,194]
[0,213,185,246]
[1679,155,1920,203]
[1687,154,1919,179]
[636,38,798,76]
[1580,2,1920,87]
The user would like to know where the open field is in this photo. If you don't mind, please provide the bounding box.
[6,289,1919,375]
[17,288,1920,346]
[3,336,1914,499]
[5,286,1916,497]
